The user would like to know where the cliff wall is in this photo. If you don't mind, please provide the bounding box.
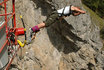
[9,0,104,70]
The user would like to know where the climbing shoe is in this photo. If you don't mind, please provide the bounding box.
[27,28,33,44]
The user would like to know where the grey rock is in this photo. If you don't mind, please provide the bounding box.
[6,0,104,70]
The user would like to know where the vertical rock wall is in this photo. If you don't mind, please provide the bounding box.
[8,0,104,70]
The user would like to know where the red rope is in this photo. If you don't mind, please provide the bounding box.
[0,12,15,30]
[0,0,19,69]
[5,45,21,70]
[0,40,8,53]
[0,0,10,5]
[0,12,13,16]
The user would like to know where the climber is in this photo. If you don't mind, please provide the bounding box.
[28,5,86,43]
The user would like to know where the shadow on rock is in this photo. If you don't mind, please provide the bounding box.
[60,19,87,43]
[31,0,54,16]
[31,0,87,54]
[46,19,87,54]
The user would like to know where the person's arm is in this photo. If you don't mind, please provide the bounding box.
[72,12,81,16]
[71,6,86,14]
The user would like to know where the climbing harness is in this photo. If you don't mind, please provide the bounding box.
[60,5,72,17]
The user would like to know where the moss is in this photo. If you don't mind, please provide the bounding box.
[83,4,104,50]
[83,4,104,29]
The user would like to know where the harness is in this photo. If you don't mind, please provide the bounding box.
[60,5,72,17]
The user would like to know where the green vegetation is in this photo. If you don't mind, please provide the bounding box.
[83,5,104,29]
[82,0,104,19]
[82,4,104,50]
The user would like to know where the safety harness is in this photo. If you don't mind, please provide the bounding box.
[60,5,73,17]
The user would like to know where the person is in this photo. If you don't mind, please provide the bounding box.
[28,5,86,43]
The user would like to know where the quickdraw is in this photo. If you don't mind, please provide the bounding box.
[17,15,27,47]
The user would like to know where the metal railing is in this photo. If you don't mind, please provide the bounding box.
[0,0,20,70]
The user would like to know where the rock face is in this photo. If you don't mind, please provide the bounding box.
[9,0,104,70]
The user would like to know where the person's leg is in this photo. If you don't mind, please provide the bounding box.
[71,6,86,14]
[27,22,45,44]
[31,22,45,32]
[72,11,81,16]
[31,11,59,33]
[27,11,59,44]
[37,22,46,28]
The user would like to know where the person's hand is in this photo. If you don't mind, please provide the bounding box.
[71,6,86,14]
[81,11,86,14]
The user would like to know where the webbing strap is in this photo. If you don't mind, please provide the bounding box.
[60,5,72,17]
[61,6,66,17]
